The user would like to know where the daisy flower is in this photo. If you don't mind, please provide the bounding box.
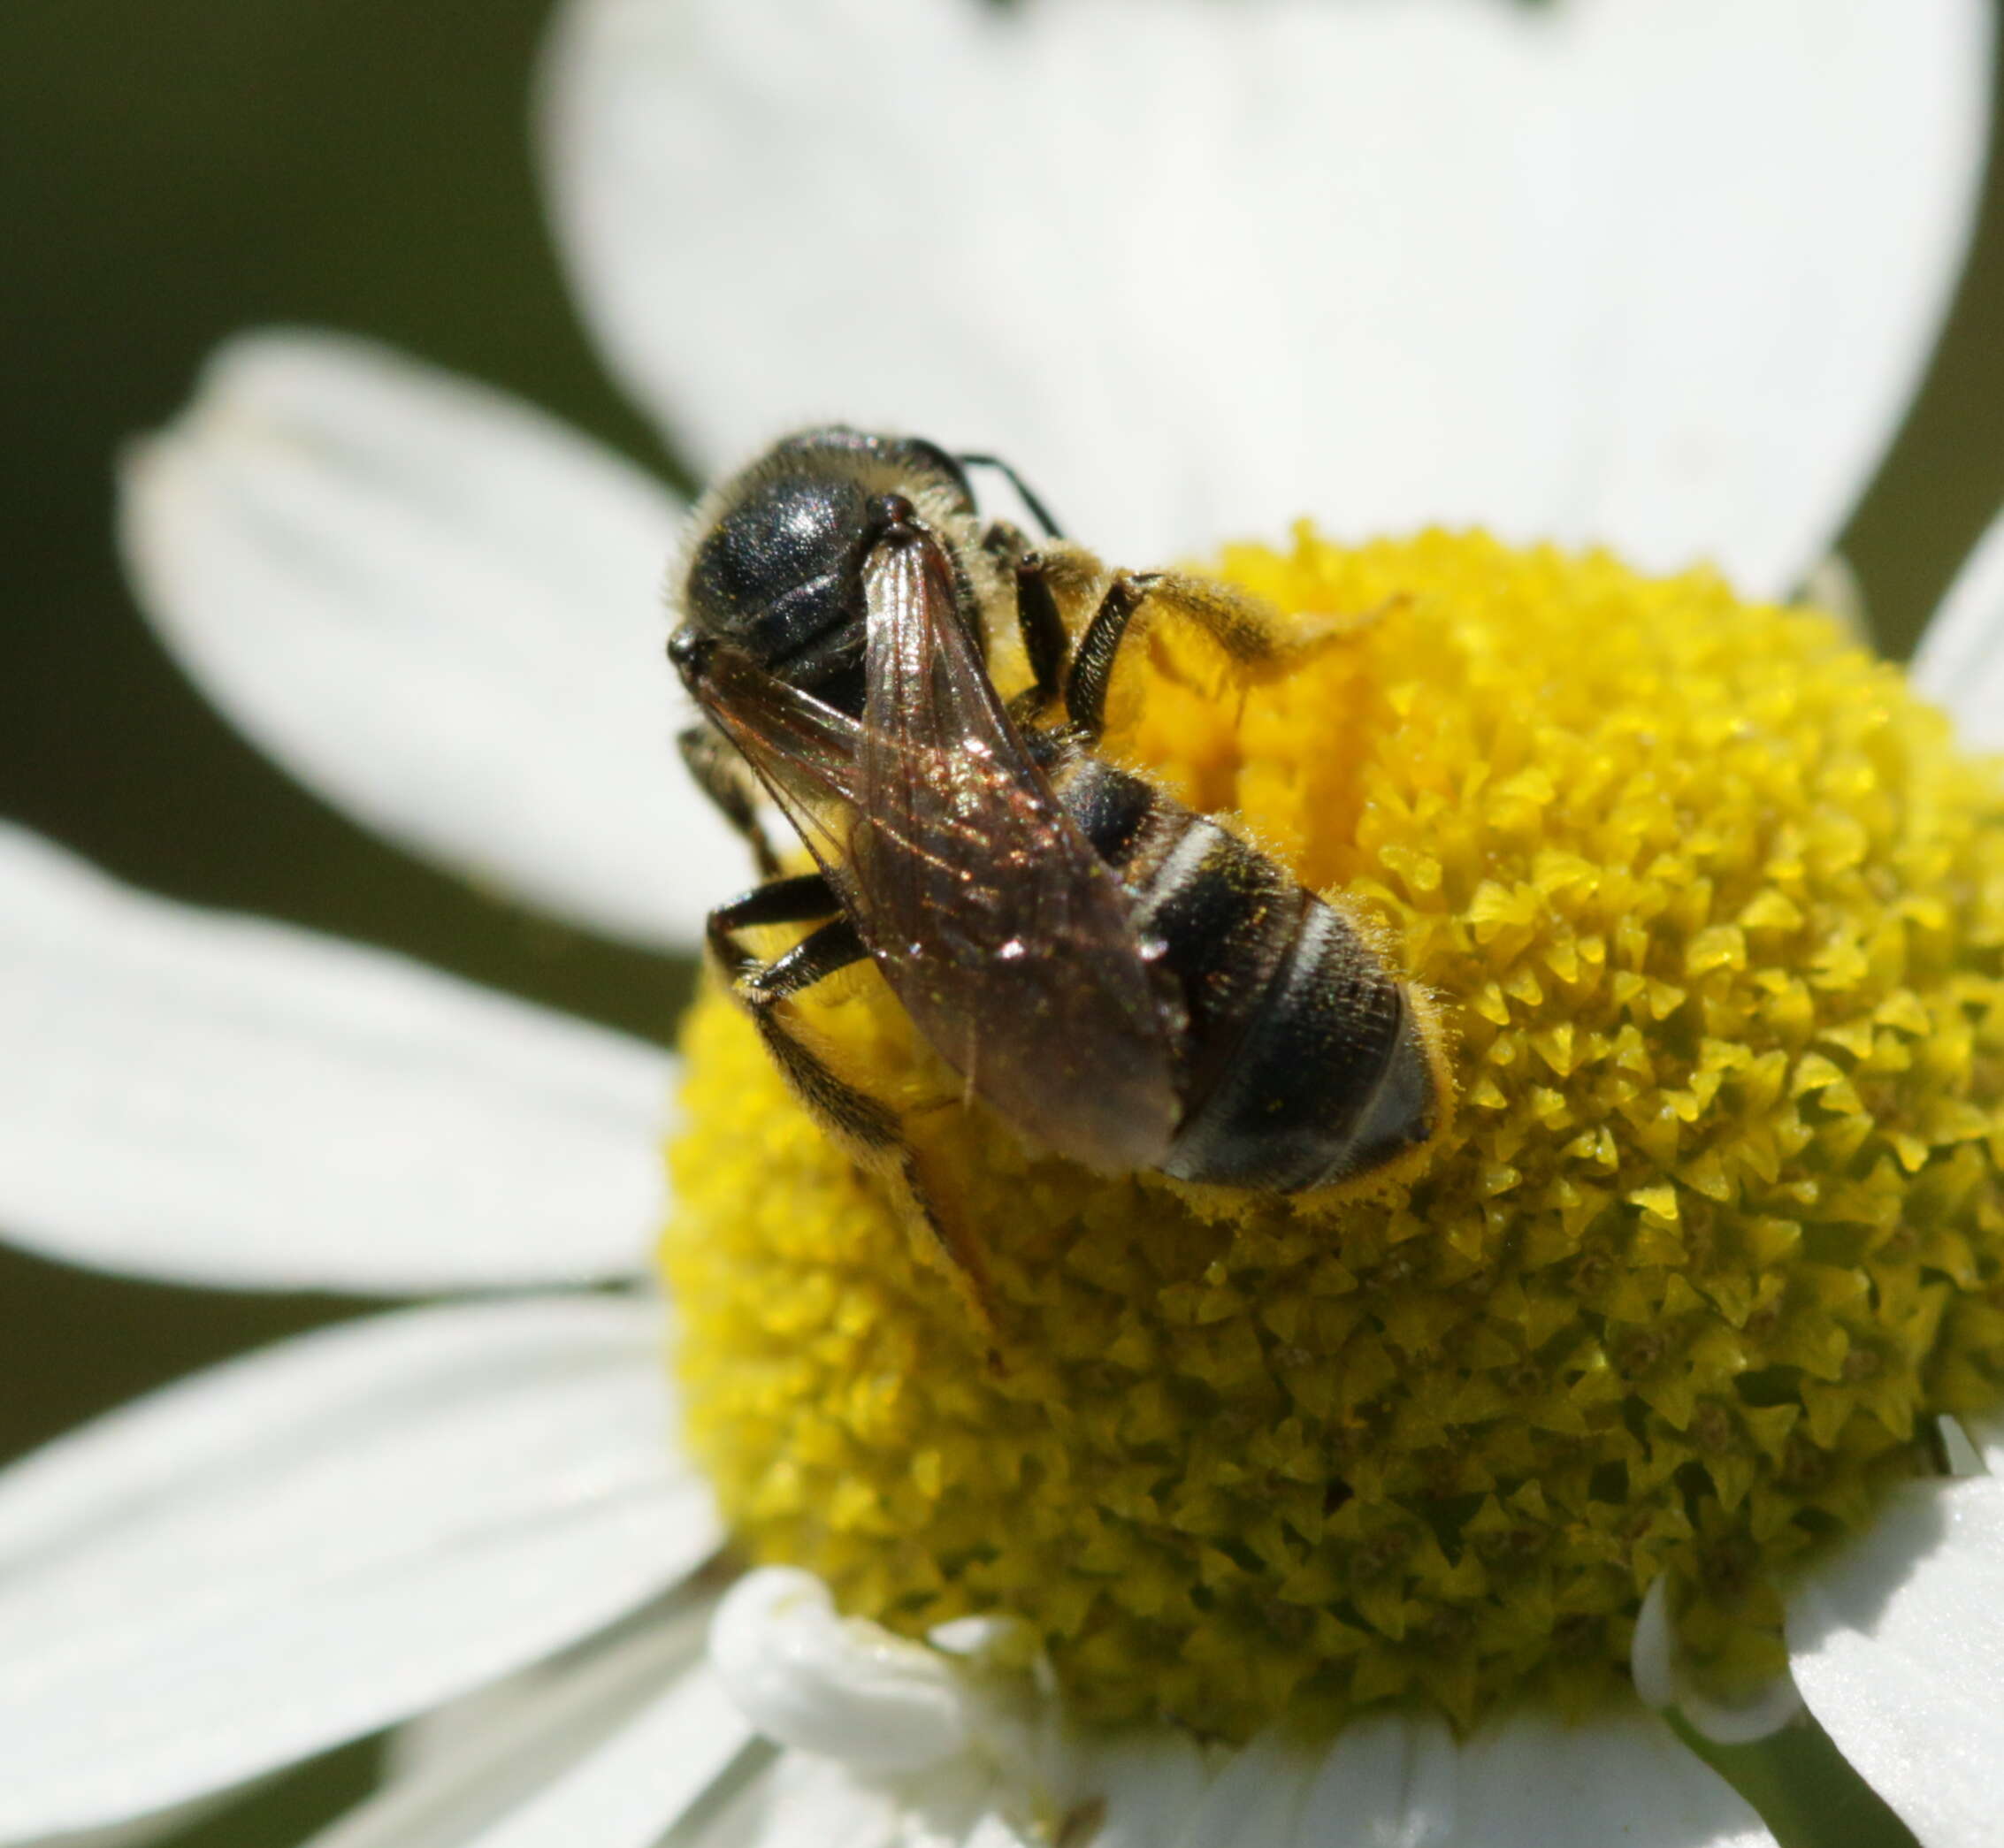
[2,3,2000,1847]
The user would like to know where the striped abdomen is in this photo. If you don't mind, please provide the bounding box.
[1049,749,1441,1193]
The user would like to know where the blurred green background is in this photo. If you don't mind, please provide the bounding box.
[1,4,2001,1842]
[0,0,687,1483]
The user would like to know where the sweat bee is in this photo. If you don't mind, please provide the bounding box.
[669,428,1451,1330]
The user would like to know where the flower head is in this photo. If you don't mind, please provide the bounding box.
[669,527,2004,1742]
[1,2,2000,1845]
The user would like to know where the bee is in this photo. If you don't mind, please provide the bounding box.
[669,428,1450,1330]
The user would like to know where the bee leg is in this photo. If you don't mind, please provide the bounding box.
[1010,551,1072,706]
[1064,572,1387,744]
[713,915,889,1151]
[678,722,783,879]
[975,527,1092,710]
[707,871,841,942]
[708,909,1004,1360]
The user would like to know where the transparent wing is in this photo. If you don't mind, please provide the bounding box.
[852,526,1181,1172]
[690,646,867,905]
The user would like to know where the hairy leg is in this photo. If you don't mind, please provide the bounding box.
[678,722,783,879]
[1065,571,1389,743]
[706,891,1003,1359]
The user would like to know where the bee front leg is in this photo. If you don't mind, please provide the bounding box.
[980,526,1098,712]
[707,899,1004,1361]
[1008,550,1072,707]
[678,722,783,879]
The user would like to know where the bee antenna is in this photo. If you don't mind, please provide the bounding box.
[956,452,1067,541]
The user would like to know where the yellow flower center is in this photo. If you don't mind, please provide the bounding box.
[663,527,2004,1740]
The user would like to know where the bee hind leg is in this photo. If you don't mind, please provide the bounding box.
[707,901,1004,1361]
[1064,572,1393,744]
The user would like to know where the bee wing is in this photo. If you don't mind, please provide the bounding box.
[690,646,869,905]
[853,526,1181,1172]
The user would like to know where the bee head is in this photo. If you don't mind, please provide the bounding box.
[675,427,975,714]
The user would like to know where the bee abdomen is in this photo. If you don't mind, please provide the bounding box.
[1053,752,1161,872]
[1053,751,1437,1193]
[1163,893,1437,1193]
[1120,809,1301,1099]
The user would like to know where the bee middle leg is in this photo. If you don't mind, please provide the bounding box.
[707,892,1002,1355]
[706,871,841,949]
[706,877,885,1161]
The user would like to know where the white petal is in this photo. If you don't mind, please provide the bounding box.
[711,1750,1044,1848]
[1086,1732,1210,1848]
[1788,1476,2004,1848]
[329,1637,753,1848]
[462,1663,750,1848]
[1632,1577,1802,1746]
[542,0,1987,598]
[316,1607,718,1846]
[0,825,671,1294]
[119,330,744,950]
[656,1694,1778,1848]
[1911,505,2004,749]
[1936,1414,1987,1479]
[0,1296,722,1843]
[688,1753,949,1848]
[1166,1733,1312,1848]
[14,1790,241,1848]
[1449,1709,1775,1848]
[1290,1708,1457,1848]
[710,1568,972,1773]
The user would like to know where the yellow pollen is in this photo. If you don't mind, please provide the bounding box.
[663,527,2004,1740]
